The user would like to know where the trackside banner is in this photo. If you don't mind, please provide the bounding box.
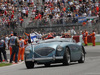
[78,17,87,23]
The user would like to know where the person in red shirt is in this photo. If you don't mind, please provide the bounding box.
[61,33,65,38]
[79,0,82,3]
[42,33,54,40]
[20,17,23,27]
[12,10,14,14]
[46,33,53,39]
[26,10,28,17]
[35,15,39,20]
[38,13,42,20]
[63,7,66,12]
[11,13,14,19]
[4,10,7,16]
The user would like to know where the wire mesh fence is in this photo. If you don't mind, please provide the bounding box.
[0,16,100,36]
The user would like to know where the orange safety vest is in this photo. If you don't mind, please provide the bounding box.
[85,31,88,37]
[91,32,95,37]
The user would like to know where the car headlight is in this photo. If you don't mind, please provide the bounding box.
[57,45,63,51]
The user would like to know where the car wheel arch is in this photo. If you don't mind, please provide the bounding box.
[82,46,86,54]
[65,46,71,59]
[78,46,85,63]
[63,46,71,65]
[65,46,73,61]
[65,46,71,55]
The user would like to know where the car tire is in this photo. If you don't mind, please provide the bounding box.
[78,49,85,63]
[44,63,50,67]
[63,47,71,65]
[25,61,34,69]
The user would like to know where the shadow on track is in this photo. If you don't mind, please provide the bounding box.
[20,62,80,70]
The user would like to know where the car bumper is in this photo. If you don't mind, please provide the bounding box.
[25,56,63,62]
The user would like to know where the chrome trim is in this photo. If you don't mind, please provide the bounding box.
[25,56,63,61]
[25,59,33,61]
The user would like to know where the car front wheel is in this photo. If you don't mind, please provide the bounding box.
[78,49,85,63]
[63,47,71,65]
[25,61,34,69]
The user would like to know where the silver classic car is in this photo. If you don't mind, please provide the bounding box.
[25,37,86,69]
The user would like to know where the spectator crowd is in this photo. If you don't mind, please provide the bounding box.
[0,0,100,36]
[29,0,100,25]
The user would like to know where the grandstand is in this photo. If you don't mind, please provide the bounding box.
[0,0,100,36]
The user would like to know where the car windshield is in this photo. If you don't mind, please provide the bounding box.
[38,38,72,43]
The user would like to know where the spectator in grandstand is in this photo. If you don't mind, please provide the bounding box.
[19,17,24,27]
[0,0,100,38]
[29,17,33,23]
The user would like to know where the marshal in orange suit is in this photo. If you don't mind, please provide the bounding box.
[84,30,88,46]
[18,36,25,61]
[90,30,96,46]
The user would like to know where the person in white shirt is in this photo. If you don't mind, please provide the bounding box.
[5,35,9,49]
[22,9,26,18]
[70,27,76,36]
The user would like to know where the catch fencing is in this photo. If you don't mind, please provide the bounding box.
[26,16,100,34]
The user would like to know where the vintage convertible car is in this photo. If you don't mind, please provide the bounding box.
[25,37,86,69]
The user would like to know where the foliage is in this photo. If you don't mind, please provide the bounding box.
[0,63,11,67]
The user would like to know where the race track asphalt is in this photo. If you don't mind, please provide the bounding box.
[0,46,100,75]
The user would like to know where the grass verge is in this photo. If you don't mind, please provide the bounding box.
[83,42,100,46]
[0,63,12,67]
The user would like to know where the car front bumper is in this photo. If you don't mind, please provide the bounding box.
[25,56,63,62]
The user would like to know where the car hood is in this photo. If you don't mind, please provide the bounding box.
[34,42,62,51]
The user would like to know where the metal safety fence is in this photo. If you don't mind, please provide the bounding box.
[26,16,100,34]
[0,16,100,36]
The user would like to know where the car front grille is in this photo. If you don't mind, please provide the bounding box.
[35,47,55,56]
